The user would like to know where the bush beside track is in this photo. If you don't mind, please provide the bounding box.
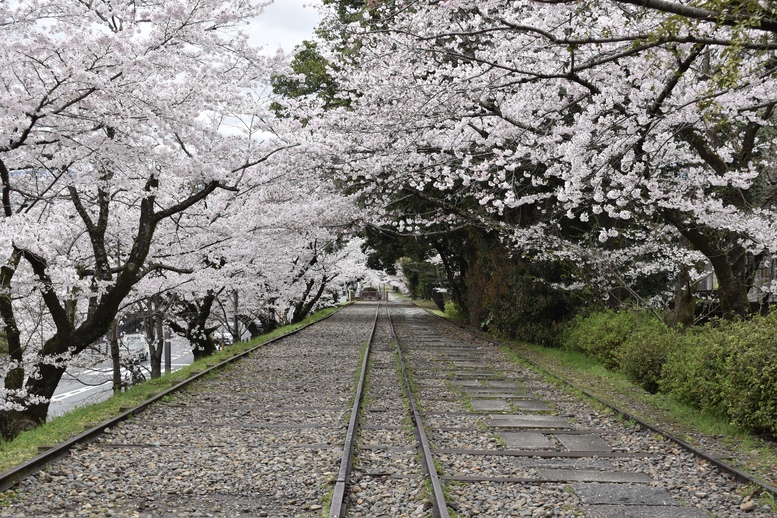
[561,309,777,435]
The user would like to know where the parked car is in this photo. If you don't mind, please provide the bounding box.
[121,334,149,361]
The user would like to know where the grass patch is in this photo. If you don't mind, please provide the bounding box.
[0,304,343,473]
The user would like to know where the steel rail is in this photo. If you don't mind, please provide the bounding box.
[0,304,351,493]
[387,305,450,518]
[329,301,381,518]
[424,308,777,499]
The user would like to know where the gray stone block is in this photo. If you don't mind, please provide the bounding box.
[489,381,524,389]
[582,504,710,517]
[514,458,612,470]
[574,483,675,505]
[450,380,482,387]
[556,434,612,452]
[538,469,652,483]
[511,399,551,411]
[485,415,570,428]
[500,432,554,449]
[471,399,511,411]
[453,361,489,368]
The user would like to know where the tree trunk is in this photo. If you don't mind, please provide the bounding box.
[231,291,241,344]
[291,276,330,324]
[710,250,752,319]
[0,251,24,404]
[167,291,220,361]
[668,267,697,329]
[109,322,122,394]
[151,307,164,379]
[666,211,752,319]
[433,239,469,321]
[144,296,166,379]
[238,314,263,339]
[23,358,68,424]
[0,252,34,438]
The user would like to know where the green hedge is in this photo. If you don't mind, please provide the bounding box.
[658,324,730,415]
[561,309,639,369]
[661,313,777,433]
[616,319,674,394]
[561,309,777,435]
[723,315,777,433]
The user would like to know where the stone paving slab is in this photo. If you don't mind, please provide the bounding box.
[468,392,527,399]
[581,504,711,517]
[466,390,517,399]
[485,415,570,428]
[488,381,524,389]
[573,483,675,506]
[500,432,554,450]
[449,380,483,387]
[448,370,501,380]
[467,387,525,394]
[557,434,612,452]
[451,372,499,378]
[453,361,489,368]
[511,399,551,411]
[539,469,652,483]
[471,399,511,411]
[514,458,612,470]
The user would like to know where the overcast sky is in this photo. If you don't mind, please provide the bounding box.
[249,0,323,54]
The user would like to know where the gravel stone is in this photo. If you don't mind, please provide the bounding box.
[2,300,774,517]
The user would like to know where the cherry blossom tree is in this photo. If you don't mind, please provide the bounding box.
[297,0,777,321]
[0,0,286,434]
[124,145,366,357]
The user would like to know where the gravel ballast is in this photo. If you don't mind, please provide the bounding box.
[1,300,774,517]
[0,305,376,518]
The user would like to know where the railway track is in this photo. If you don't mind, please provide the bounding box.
[0,304,376,517]
[0,300,773,517]
[335,300,774,517]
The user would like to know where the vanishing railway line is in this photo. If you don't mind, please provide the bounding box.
[0,300,774,517]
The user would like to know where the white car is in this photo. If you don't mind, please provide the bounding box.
[121,334,149,361]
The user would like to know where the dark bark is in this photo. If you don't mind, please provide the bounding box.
[1,250,23,399]
[665,211,752,319]
[611,0,777,35]
[432,236,470,322]
[237,314,263,339]
[291,275,331,324]
[230,291,241,344]
[152,304,164,379]
[0,178,223,432]
[668,266,698,329]
[257,312,280,335]
[143,296,167,379]
[108,322,122,394]
[167,290,221,360]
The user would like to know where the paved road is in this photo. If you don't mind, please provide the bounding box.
[48,341,193,419]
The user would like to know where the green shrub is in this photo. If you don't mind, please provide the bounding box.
[658,322,731,415]
[561,307,777,435]
[561,309,638,369]
[444,301,461,321]
[616,319,676,393]
[721,313,777,434]
[659,313,777,434]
